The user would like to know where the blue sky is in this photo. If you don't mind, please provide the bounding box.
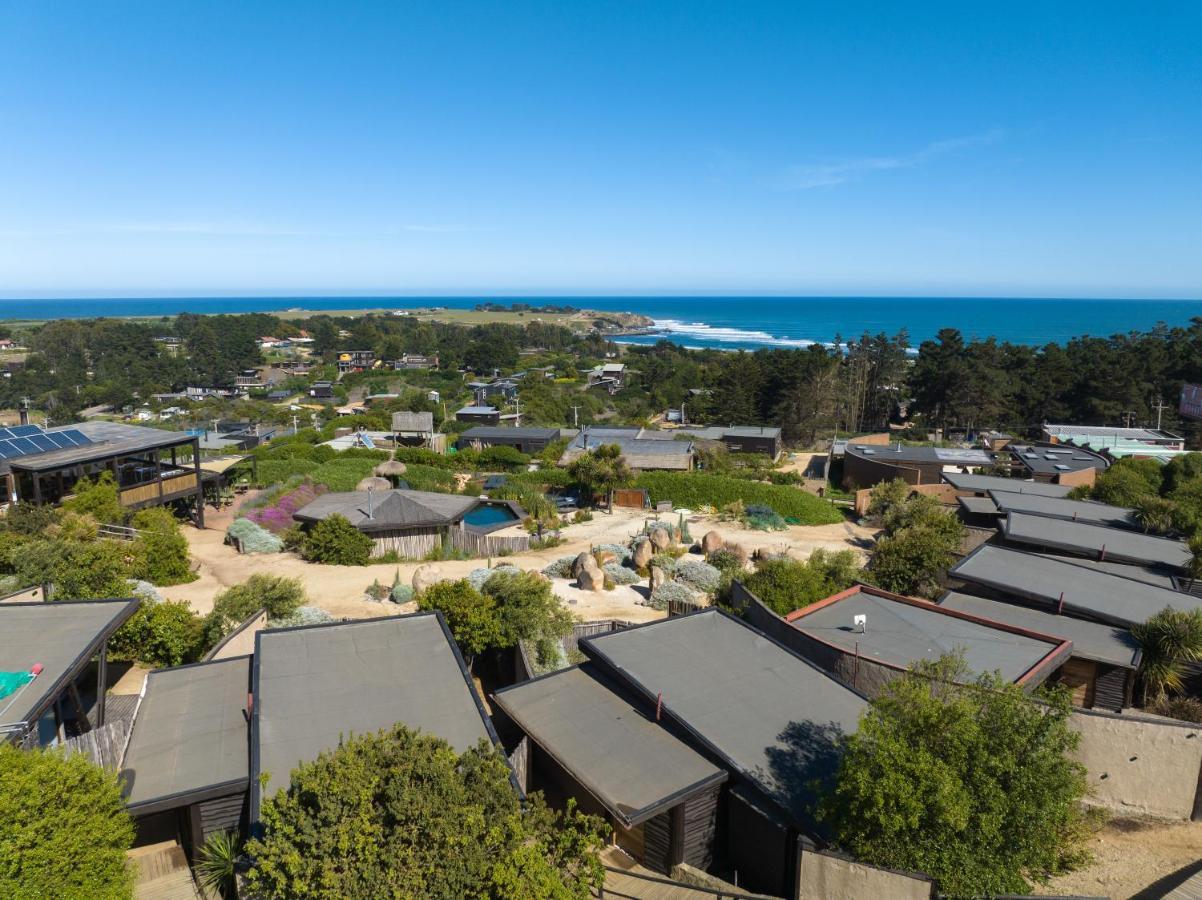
[1,1,1199,297]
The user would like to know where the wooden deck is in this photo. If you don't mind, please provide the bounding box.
[129,842,202,900]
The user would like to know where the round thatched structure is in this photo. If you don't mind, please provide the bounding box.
[355,476,393,492]
[374,460,408,477]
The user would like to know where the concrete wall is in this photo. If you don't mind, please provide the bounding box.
[1070,708,1202,820]
[796,849,933,900]
[204,609,267,661]
[1056,466,1098,489]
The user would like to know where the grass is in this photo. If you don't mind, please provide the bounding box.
[635,471,845,525]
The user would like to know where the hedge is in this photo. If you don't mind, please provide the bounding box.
[634,472,843,525]
[255,458,319,486]
[307,458,381,492]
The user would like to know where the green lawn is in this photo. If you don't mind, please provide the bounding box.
[634,471,845,525]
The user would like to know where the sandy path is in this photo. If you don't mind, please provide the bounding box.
[162,496,876,623]
[1035,817,1202,899]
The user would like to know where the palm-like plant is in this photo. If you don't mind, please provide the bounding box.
[195,829,241,898]
[1131,607,1202,705]
[1186,533,1202,591]
[1134,495,1175,535]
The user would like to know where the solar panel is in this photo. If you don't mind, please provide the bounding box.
[8,424,42,437]
[57,429,93,447]
[9,438,39,454]
[45,433,74,449]
[28,435,57,452]
[0,445,12,459]
[0,428,14,441]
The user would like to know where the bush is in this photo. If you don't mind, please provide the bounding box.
[1091,458,1163,507]
[390,582,414,604]
[226,518,285,553]
[542,555,577,578]
[253,457,319,487]
[1147,695,1202,723]
[478,445,530,471]
[482,569,575,651]
[635,472,843,524]
[649,553,678,575]
[60,472,125,525]
[707,547,747,575]
[400,463,458,493]
[744,504,788,531]
[244,726,606,899]
[308,457,381,492]
[269,605,334,629]
[675,559,722,593]
[868,526,959,598]
[245,481,329,534]
[130,507,194,585]
[17,539,131,600]
[301,515,373,565]
[735,551,860,616]
[594,542,632,562]
[417,579,502,661]
[108,599,203,668]
[647,581,696,611]
[202,574,306,647]
[602,562,640,585]
[2,502,58,535]
[0,743,135,898]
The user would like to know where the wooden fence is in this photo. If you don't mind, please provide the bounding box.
[449,527,531,556]
[61,719,130,771]
[119,472,200,507]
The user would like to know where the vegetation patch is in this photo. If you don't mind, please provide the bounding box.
[635,472,843,525]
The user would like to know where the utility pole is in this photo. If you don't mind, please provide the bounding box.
[514,395,521,426]
[291,414,299,435]
[1121,410,1136,429]
[570,405,581,428]
[1152,398,1170,430]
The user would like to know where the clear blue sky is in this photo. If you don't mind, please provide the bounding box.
[1,1,1199,298]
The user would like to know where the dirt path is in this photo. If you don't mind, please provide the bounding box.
[163,497,877,623]
[1034,817,1202,899]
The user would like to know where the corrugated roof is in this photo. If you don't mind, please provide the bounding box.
[121,657,250,812]
[938,592,1141,669]
[493,665,726,827]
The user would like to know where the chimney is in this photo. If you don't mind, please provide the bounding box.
[366,488,374,520]
[18,399,29,427]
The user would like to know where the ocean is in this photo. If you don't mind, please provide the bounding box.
[1,296,1200,349]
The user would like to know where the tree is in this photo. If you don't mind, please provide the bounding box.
[866,526,959,599]
[1131,607,1202,704]
[301,514,374,565]
[1133,495,1175,535]
[202,574,306,647]
[819,656,1091,897]
[0,744,135,898]
[417,580,503,664]
[60,472,125,526]
[1090,458,1163,507]
[130,507,194,585]
[482,569,575,665]
[566,444,633,512]
[16,538,132,599]
[244,726,607,899]
[108,599,203,668]
[865,478,911,521]
[731,551,859,617]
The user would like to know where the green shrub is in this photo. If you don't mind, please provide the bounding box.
[301,514,374,565]
[648,581,696,611]
[675,559,722,593]
[226,518,285,553]
[635,472,843,524]
[735,550,860,616]
[603,562,640,585]
[400,463,457,493]
[308,457,380,492]
[417,579,502,661]
[202,574,307,647]
[255,458,319,486]
[477,445,530,471]
[1,502,59,535]
[60,472,125,525]
[0,743,135,899]
[130,507,194,585]
[108,599,203,667]
[17,539,131,600]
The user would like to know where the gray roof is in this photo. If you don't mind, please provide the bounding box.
[949,545,1202,627]
[1027,552,1178,589]
[582,609,867,826]
[958,495,1001,516]
[721,426,782,439]
[1043,424,1182,444]
[121,657,250,812]
[0,600,139,731]
[1001,512,1190,570]
[493,666,726,826]
[938,592,1141,669]
[846,443,993,466]
[942,472,1072,498]
[562,432,694,470]
[989,492,1138,529]
[6,421,197,473]
[459,426,561,441]
[252,614,493,815]
[456,405,499,415]
[292,488,478,531]
[1010,443,1107,476]
[786,587,1067,683]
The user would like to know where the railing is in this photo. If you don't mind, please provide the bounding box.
[597,866,767,899]
[119,472,200,506]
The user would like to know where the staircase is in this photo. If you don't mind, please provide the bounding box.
[128,842,202,900]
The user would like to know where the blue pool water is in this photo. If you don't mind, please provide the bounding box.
[464,502,521,527]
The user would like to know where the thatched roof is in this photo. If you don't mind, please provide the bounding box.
[355,476,393,492]
[374,460,408,476]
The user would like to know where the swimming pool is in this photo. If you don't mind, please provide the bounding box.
[463,502,522,528]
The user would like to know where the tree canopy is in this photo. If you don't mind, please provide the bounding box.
[820,655,1091,897]
[245,725,607,899]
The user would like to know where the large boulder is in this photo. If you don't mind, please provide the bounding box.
[649,565,669,591]
[649,526,672,552]
[632,539,653,570]
[701,530,725,555]
[411,564,439,596]
[577,557,606,592]
[571,552,594,579]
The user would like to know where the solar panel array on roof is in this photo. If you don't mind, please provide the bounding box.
[0,427,93,460]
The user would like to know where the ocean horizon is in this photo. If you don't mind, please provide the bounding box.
[2,295,1201,350]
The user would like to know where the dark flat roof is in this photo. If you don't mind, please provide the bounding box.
[938,592,1141,669]
[292,488,478,531]
[949,545,1202,627]
[1028,552,1178,589]
[785,585,1069,684]
[121,656,250,813]
[251,613,495,817]
[581,609,867,826]
[0,599,140,732]
[958,495,1001,516]
[1001,512,1189,570]
[493,665,726,827]
[1010,443,1107,476]
[846,443,993,466]
[8,421,197,472]
[459,426,561,440]
[988,492,1138,529]
[942,472,1072,498]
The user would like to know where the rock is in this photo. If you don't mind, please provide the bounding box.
[632,539,653,570]
[572,552,594,578]
[701,530,724,555]
[650,526,672,552]
[595,550,616,566]
[649,565,669,591]
[412,565,439,596]
[577,558,606,592]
